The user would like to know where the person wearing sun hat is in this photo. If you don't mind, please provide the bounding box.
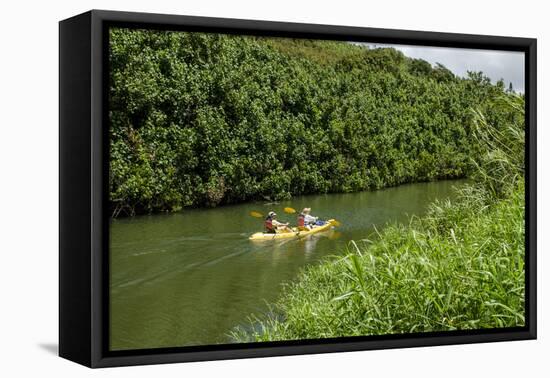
[297,207,318,231]
[265,211,292,234]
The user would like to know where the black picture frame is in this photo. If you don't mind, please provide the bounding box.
[59,9,537,368]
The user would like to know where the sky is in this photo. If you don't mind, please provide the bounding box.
[363,43,525,93]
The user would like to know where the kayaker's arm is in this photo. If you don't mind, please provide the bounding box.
[304,214,318,224]
[272,219,292,232]
[272,220,289,227]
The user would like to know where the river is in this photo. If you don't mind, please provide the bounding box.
[109,179,466,350]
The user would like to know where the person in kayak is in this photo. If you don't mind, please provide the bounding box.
[265,211,292,234]
[297,208,318,231]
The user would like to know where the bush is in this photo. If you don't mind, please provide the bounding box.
[109,29,513,216]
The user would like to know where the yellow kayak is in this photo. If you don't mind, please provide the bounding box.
[249,219,337,241]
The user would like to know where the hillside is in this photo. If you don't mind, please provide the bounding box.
[109,29,514,216]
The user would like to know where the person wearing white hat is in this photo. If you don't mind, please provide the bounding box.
[265,211,292,233]
[297,207,318,231]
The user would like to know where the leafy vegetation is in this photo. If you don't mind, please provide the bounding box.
[109,28,512,216]
[231,95,525,341]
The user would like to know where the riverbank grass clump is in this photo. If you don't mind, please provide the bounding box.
[232,95,525,342]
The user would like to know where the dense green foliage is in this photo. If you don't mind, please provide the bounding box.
[232,96,525,340]
[109,28,510,216]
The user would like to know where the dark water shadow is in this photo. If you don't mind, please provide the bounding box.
[38,343,58,355]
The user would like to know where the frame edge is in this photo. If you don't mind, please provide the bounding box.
[72,9,538,368]
[59,11,94,368]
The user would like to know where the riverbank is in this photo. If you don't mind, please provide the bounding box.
[232,96,525,342]
[232,180,525,342]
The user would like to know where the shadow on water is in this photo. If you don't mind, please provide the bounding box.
[109,179,467,351]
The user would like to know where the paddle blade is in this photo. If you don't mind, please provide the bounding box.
[250,211,263,218]
[284,207,296,214]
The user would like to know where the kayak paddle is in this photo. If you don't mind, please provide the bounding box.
[249,211,264,218]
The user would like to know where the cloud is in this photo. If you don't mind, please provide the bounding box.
[363,43,525,93]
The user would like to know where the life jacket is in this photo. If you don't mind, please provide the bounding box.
[297,213,305,228]
[265,216,274,232]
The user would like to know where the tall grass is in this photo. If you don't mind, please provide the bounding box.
[470,94,525,200]
[232,95,525,342]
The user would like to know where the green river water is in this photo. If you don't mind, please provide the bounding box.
[110,179,466,350]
